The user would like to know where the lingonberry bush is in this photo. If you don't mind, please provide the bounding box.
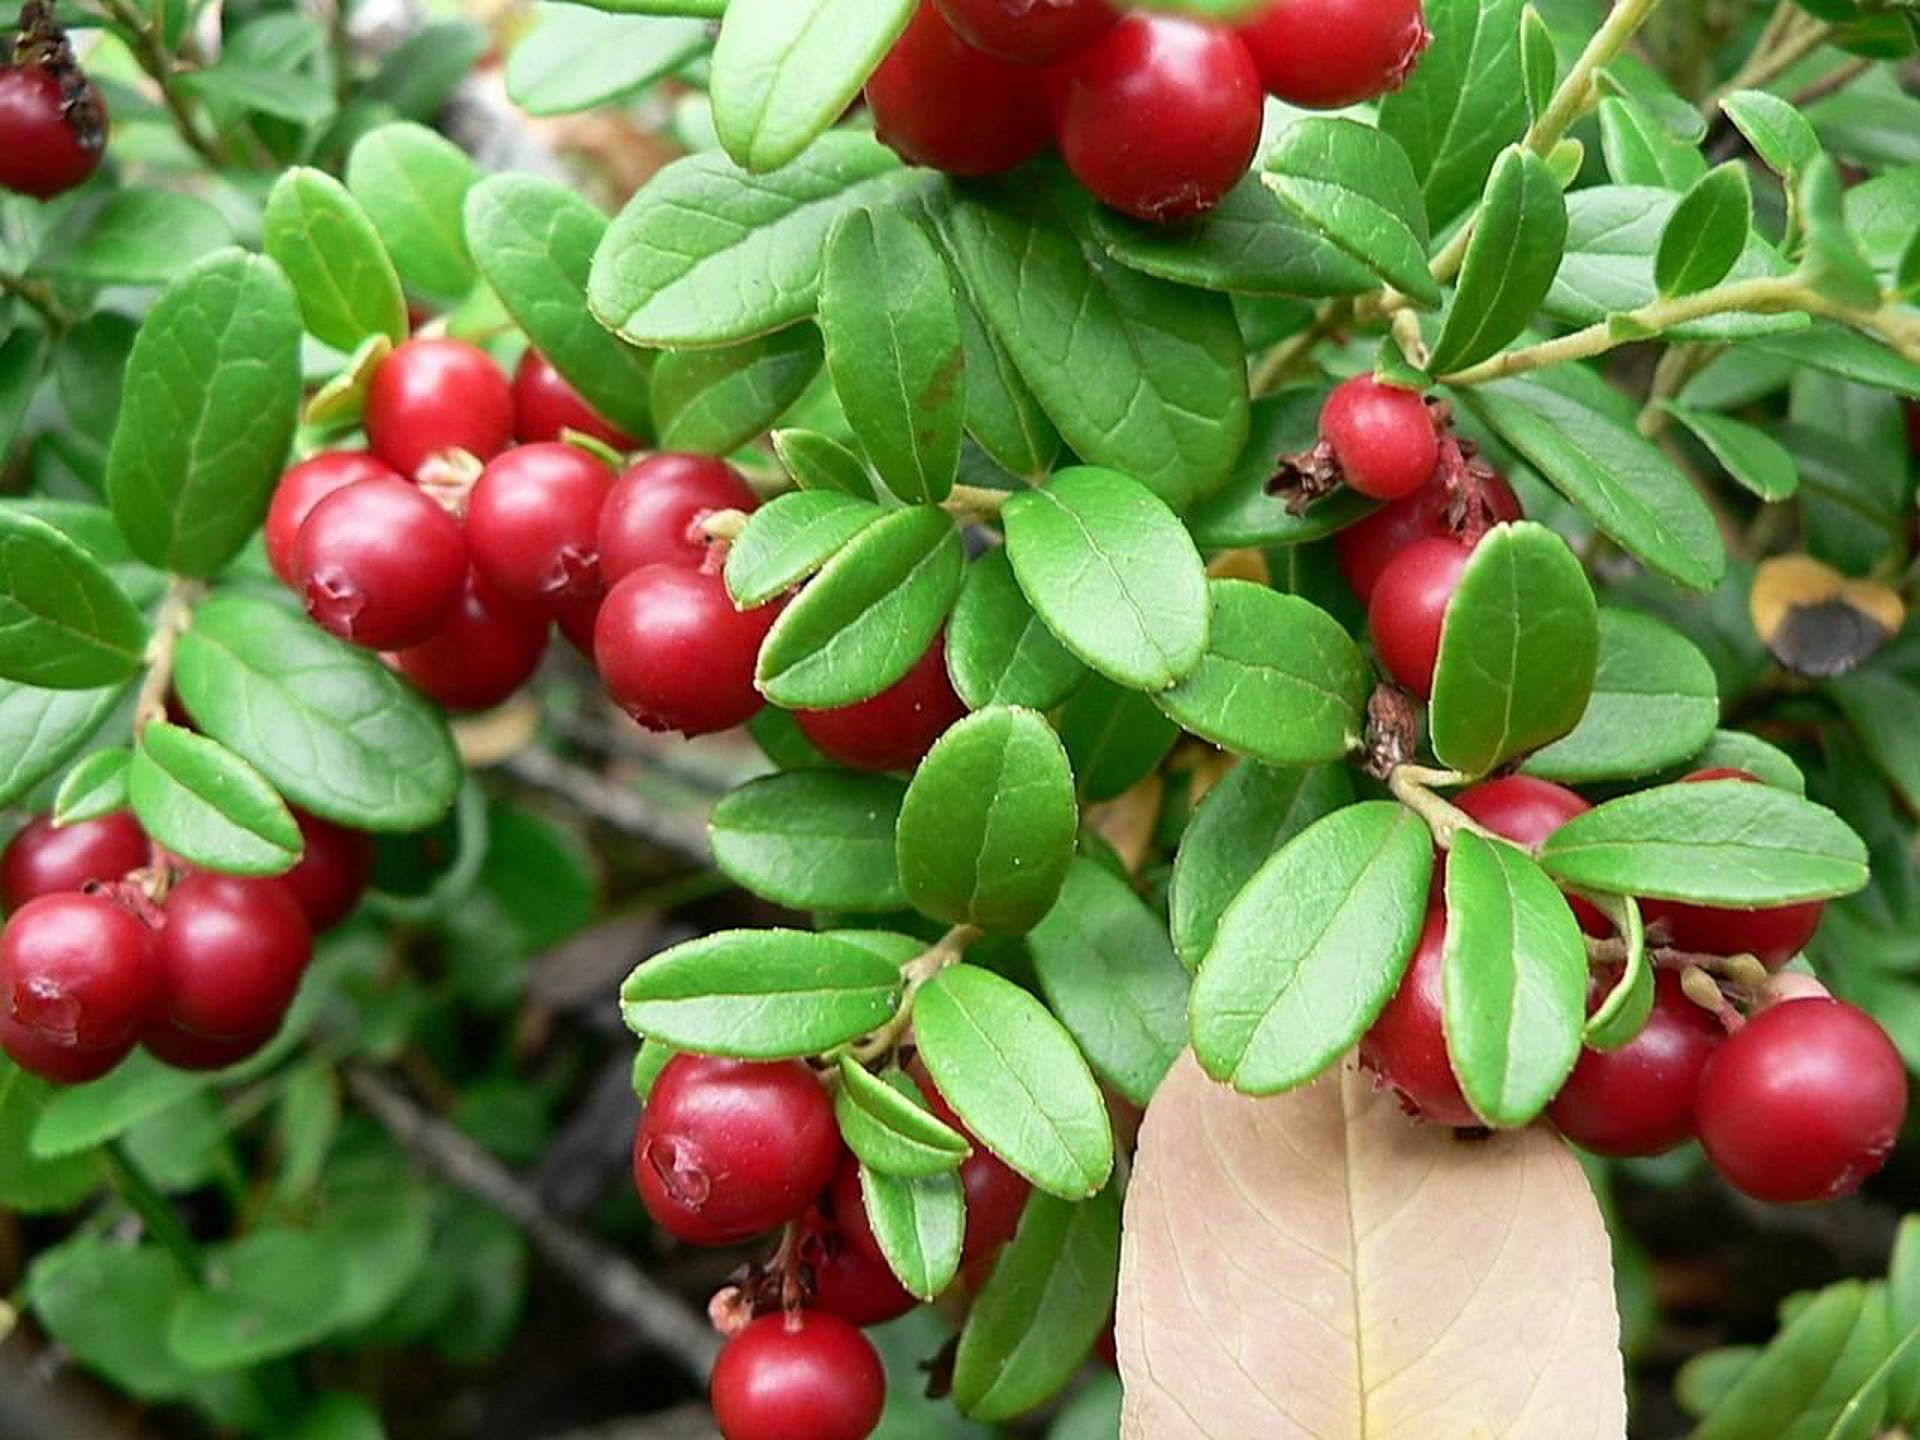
[2,0,1920,1434]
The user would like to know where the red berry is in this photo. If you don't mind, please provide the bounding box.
[1548,969,1722,1157]
[513,349,637,451]
[1452,776,1608,936]
[151,875,311,1044]
[265,452,403,589]
[710,1311,887,1440]
[1695,998,1907,1204]
[1368,535,1473,698]
[393,571,550,713]
[795,639,966,773]
[1906,399,1920,458]
[1319,376,1440,502]
[599,453,760,584]
[1056,14,1263,221]
[1335,467,1522,604]
[555,593,600,658]
[2,812,148,912]
[799,1158,918,1327]
[867,2,1055,176]
[1237,0,1430,109]
[932,0,1117,64]
[278,810,375,933]
[1640,769,1825,968]
[142,1020,275,1073]
[0,63,107,201]
[467,443,616,607]
[633,1054,841,1245]
[909,1061,1030,1270]
[365,338,514,479]
[0,893,156,1080]
[1360,907,1479,1128]
[595,566,779,737]
[295,477,468,650]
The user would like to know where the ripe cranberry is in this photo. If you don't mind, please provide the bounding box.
[142,1020,275,1073]
[1237,0,1431,109]
[466,443,615,607]
[710,1311,887,1440]
[265,452,403,588]
[908,1061,1030,1269]
[1906,399,1920,458]
[365,338,514,479]
[1056,14,1263,221]
[595,566,779,737]
[2,812,148,912]
[633,1054,841,1245]
[1453,777,1607,936]
[867,2,1054,176]
[513,349,637,451]
[1359,907,1479,1128]
[555,593,600,657]
[599,453,759,584]
[0,63,107,201]
[1368,535,1473,698]
[0,892,156,1080]
[151,875,311,1043]
[932,0,1117,64]
[799,1158,918,1326]
[1640,770,1825,968]
[1695,998,1907,1204]
[278,810,375,933]
[1319,376,1440,502]
[1547,969,1722,1157]
[393,572,550,713]
[295,477,468,650]
[1335,468,1522,604]
[795,639,966,772]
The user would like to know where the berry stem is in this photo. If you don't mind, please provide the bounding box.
[133,575,206,738]
[1679,964,1746,1032]
[91,0,234,169]
[0,269,71,332]
[100,1142,206,1281]
[1386,764,1499,850]
[1703,9,1833,116]
[1584,934,1768,985]
[845,923,982,1065]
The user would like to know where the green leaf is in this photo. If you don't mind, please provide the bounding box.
[835,1060,969,1177]
[1169,761,1353,972]
[0,680,130,810]
[619,928,902,1056]
[365,20,490,121]
[1689,730,1805,795]
[1598,94,1709,189]
[1190,802,1433,1094]
[504,5,709,116]
[1583,893,1651,1051]
[303,334,389,432]
[0,1063,100,1212]
[1656,162,1753,298]
[1519,5,1556,120]
[105,251,303,579]
[1524,608,1719,783]
[31,1051,211,1158]
[1828,670,1920,813]
[710,0,914,173]
[34,189,234,286]
[1662,403,1799,500]
[172,595,460,832]
[1027,859,1187,1104]
[465,174,655,436]
[1001,467,1208,692]
[819,208,965,504]
[1721,90,1821,184]
[914,964,1113,1198]
[0,330,45,456]
[1799,154,1883,309]
[275,1394,387,1440]
[1840,163,1920,282]
[953,1186,1121,1421]
[1056,677,1180,803]
[1428,147,1568,376]
[1262,118,1440,307]
[755,504,964,708]
[1429,521,1599,776]
[1442,830,1587,1126]
[896,706,1077,935]
[590,132,908,347]
[946,546,1086,712]
[27,1238,197,1398]
[345,123,480,302]
[52,747,132,825]
[858,1164,964,1299]
[170,1229,351,1369]
[1156,580,1368,766]
[724,490,885,608]
[1754,324,1920,396]
[0,508,146,688]
[940,171,1248,509]
[709,770,906,911]
[651,325,823,455]
[772,427,877,499]
[263,168,409,352]
[1692,1281,1891,1440]
[1540,779,1869,905]
[128,723,302,876]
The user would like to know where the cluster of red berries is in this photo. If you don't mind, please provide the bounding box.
[635,1053,1031,1439]
[0,804,373,1084]
[868,0,1430,221]
[0,32,108,202]
[1360,770,1908,1204]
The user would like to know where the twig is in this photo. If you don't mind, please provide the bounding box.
[1787,54,1872,109]
[92,0,231,168]
[502,747,714,864]
[0,271,70,333]
[133,576,205,738]
[1705,10,1834,114]
[100,1145,203,1281]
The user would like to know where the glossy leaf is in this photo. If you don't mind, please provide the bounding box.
[1598,93,1709,189]
[26,1238,196,1398]
[651,325,822,455]
[53,746,132,825]
[1583,894,1652,1052]
[859,1164,964,1299]
[1691,1281,1890,1440]
[344,124,480,302]
[263,168,408,352]
[1656,163,1753,298]
[0,508,146,689]
[1056,677,1180,804]
[1429,147,1568,376]
[708,770,906,911]
[0,680,129,809]
[1721,90,1821,184]
[129,723,302,877]
[1663,403,1799,500]
[771,427,877,499]
[504,5,708,116]
[946,546,1087,712]
[835,1060,969,1178]
[724,489,885,608]
[1262,118,1440,307]
[170,1230,351,1369]
[1525,609,1719,783]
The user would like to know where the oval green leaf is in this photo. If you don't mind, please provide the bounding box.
[857,1163,964,1300]
[834,1060,970,1178]
[263,168,409,353]
[1656,162,1753,298]
[53,747,132,826]
[1428,147,1568,376]
[945,546,1086,712]
[708,770,906,912]
[0,508,146,689]
[724,490,886,609]
[129,723,302,877]
[651,325,822,455]
[344,123,479,302]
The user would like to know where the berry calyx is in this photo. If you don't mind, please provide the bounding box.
[1056,14,1263,221]
[1319,376,1441,502]
[264,452,404,589]
[365,338,514,480]
[594,566,780,737]
[795,638,967,773]
[1367,534,1474,699]
[1237,0,1431,109]
[0,892,156,1080]
[633,1054,841,1245]
[798,1157,918,1327]
[1359,906,1480,1128]
[867,1,1056,176]
[513,349,637,451]
[1547,969,1722,1157]
[1334,456,1522,603]
[1452,776,1608,936]
[294,476,469,650]
[932,0,1117,64]
[599,453,760,584]
[2,811,148,912]
[709,1311,887,1440]
[1694,998,1907,1204]
[466,442,615,607]
[277,810,375,933]
[393,572,551,713]
[149,874,312,1044]
[0,61,108,201]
